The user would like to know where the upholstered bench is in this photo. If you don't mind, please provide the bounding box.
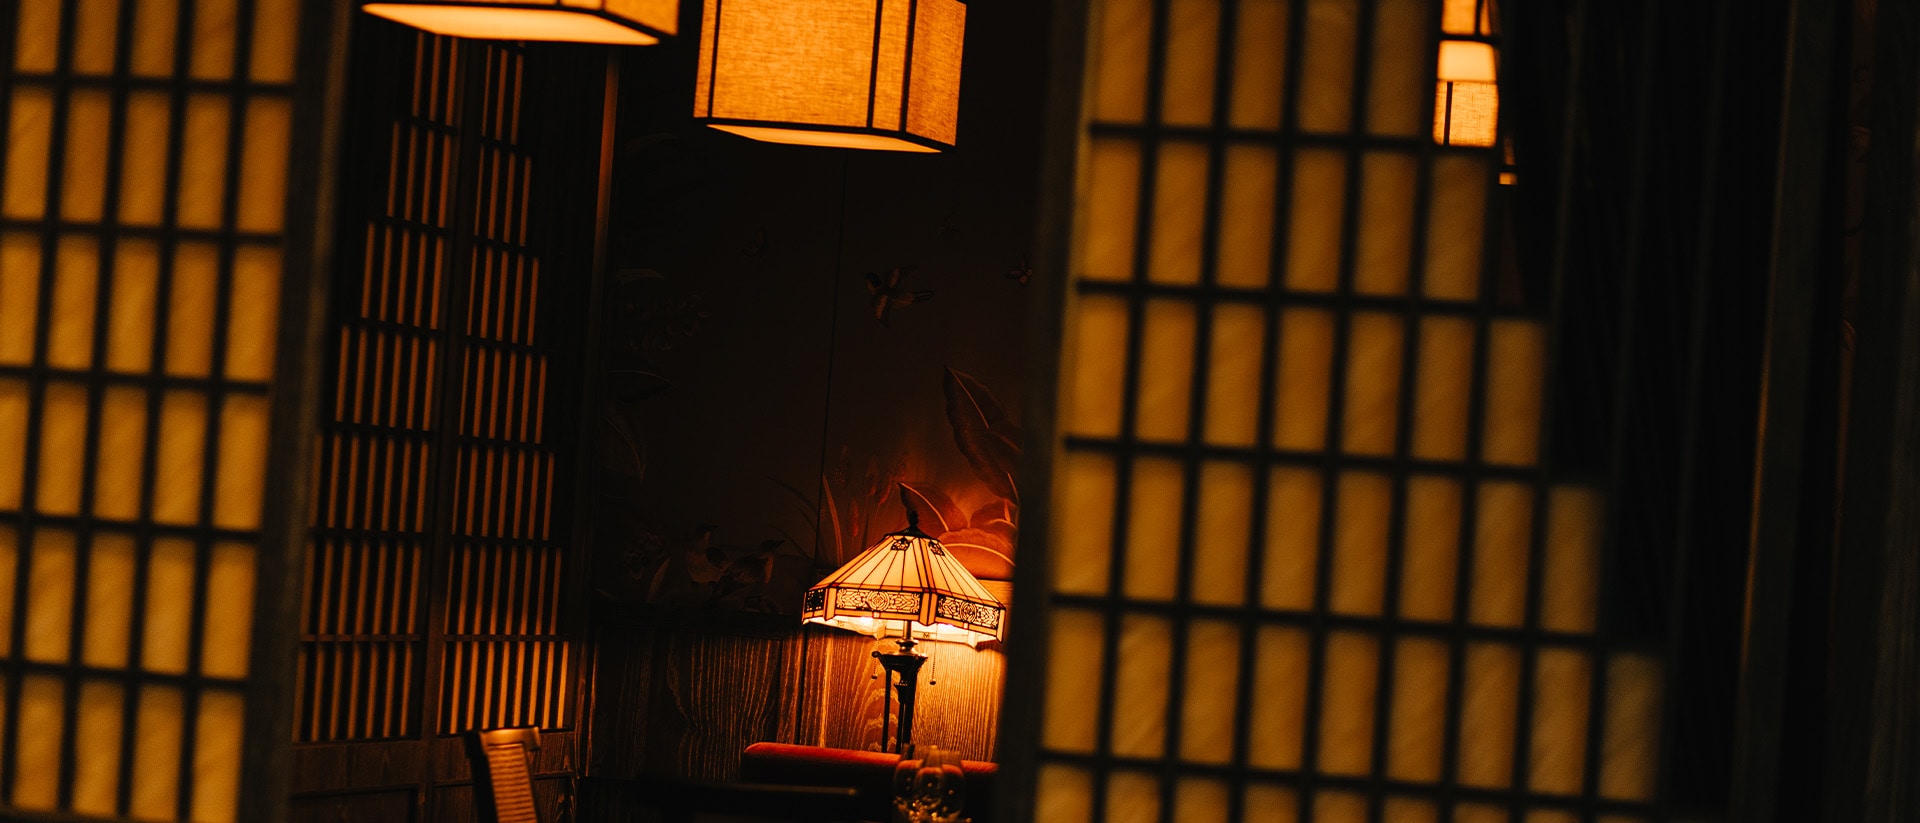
[739,742,997,823]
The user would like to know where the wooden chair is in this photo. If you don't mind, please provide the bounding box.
[466,727,543,823]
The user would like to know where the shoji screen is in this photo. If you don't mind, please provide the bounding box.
[293,18,593,800]
[1021,1,1670,821]
[0,0,336,820]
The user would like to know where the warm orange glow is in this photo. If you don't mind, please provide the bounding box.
[802,526,1005,647]
[809,614,988,646]
[360,4,663,45]
[1442,0,1496,35]
[695,0,966,151]
[1434,41,1500,147]
[1437,40,1497,82]
[1435,81,1500,148]
[705,124,942,153]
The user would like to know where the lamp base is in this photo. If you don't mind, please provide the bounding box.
[873,639,928,755]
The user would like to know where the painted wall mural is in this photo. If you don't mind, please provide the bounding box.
[579,2,1049,777]
[589,33,1039,618]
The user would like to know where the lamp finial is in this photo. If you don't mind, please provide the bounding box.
[897,485,924,534]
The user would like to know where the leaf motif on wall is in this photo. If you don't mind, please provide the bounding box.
[968,499,1017,545]
[820,475,845,565]
[899,482,967,535]
[939,528,1015,581]
[942,367,1022,503]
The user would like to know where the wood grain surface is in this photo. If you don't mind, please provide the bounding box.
[587,608,1008,783]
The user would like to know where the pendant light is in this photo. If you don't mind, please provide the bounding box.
[692,0,967,153]
[361,0,678,45]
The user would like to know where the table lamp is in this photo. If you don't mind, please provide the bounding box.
[801,505,1004,754]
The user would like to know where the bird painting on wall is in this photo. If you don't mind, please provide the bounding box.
[866,266,934,327]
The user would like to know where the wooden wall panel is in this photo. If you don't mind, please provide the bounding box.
[584,626,654,779]
[587,621,789,781]
[657,632,789,778]
[290,731,578,793]
[426,777,573,823]
[290,790,416,823]
[785,628,1004,762]
[585,617,1005,792]
[288,741,431,796]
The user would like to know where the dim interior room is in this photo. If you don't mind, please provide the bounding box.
[0,0,1914,822]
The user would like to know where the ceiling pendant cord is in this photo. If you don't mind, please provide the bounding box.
[802,154,853,744]
[812,153,853,569]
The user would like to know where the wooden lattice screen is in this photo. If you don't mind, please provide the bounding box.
[297,22,584,748]
[1011,0,1710,821]
[0,0,339,819]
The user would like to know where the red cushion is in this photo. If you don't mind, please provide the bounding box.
[739,742,997,822]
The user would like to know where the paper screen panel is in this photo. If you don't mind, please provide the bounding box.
[1329,471,1391,615]
[1314,791,1368,823]
[1037,765,1095,823]
[0,0,299,818]
[1108,615,1173,758]
[1297,0,1358,133]
[1122,457,1184,601]
[1367,0,1431,136]
[1176,621,1239,763]
[1229,0,1290,129]
[1040,0,1671,821]
[298,28,581,754]
[1385,797,1440,823]
[1173,778,1229,823]
[1042,609,1106,753]
[1150,142,1210,285]
[1271,307,1334,451]
[1159,0,1221,127]
[1189,462,1252,605]
[1106,771,1161,823]
[1260,467,1320,610]
[1387,637,1448,781]
[1203,303,1264,446]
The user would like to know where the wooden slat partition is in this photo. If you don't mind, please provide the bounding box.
[292,16,607,821]
[0,0,342,819]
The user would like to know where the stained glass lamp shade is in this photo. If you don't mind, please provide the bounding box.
[801,513,1004,648]
[802,510,1003,753]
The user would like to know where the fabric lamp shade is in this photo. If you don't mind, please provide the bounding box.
[1434,39,1500,147]
[361,0,678,45]
[802,523,1004,647]
[693,0,967,152]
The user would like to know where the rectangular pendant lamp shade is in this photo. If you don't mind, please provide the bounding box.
[693,0,967,152]
[1434,38,1500,147]
[362,0,678,44]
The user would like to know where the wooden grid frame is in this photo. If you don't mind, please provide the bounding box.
[0,0,344,819]
[994,0,1764,821]
[296,21,582,748]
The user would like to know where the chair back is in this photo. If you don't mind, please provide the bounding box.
[465,727,542,823]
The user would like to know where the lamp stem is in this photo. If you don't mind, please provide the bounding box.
[873,640,927,755]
